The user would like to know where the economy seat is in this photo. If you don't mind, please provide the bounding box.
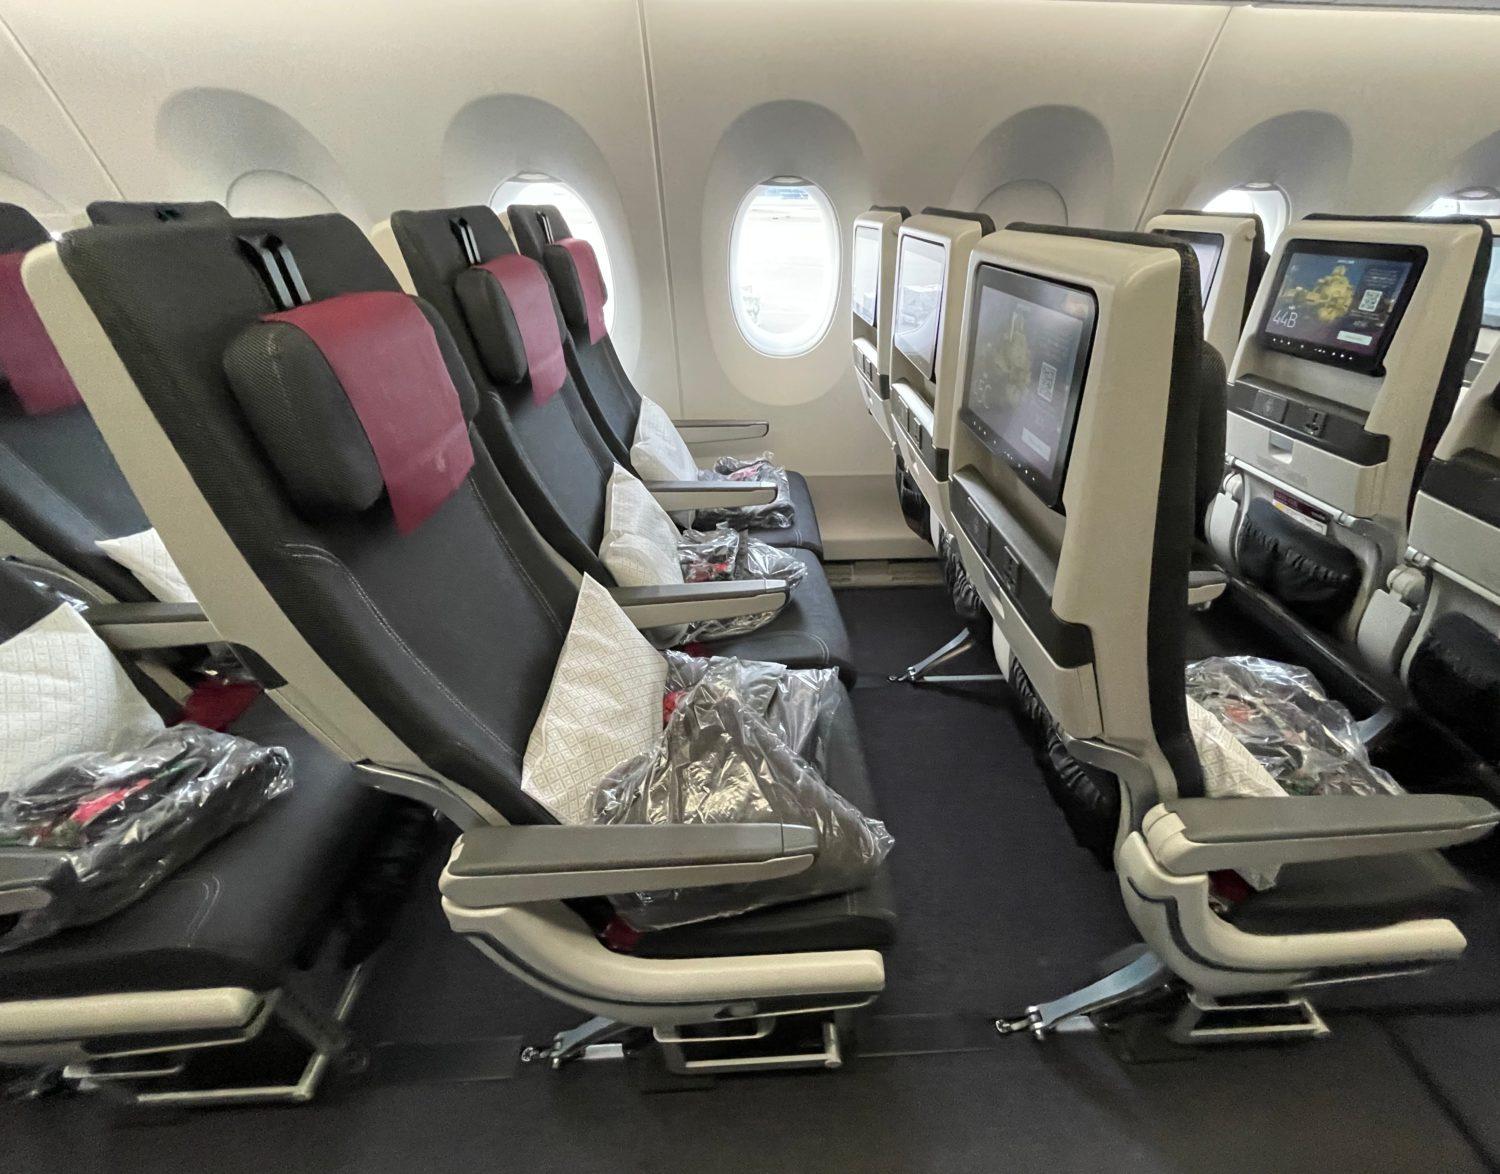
[0,202,181,603]
[0,563,396,1105]
[505,202,824,557]
[26,213,894,1073]
[381,206,854,680]
[938,223,1497,1045]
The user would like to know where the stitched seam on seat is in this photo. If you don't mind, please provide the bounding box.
[181,876,220,946]
[0,439,109,540]
[464,480,565,637]
[281,541,518,758]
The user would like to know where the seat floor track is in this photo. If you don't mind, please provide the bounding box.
[4,585,1499,1174]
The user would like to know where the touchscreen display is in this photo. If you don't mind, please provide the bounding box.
[1161,229,1224,307]
[1483,241,1500,330]
[893,235,947,380]
[959,265,1097,510]
[851,225,880,327]
[1260,242,1424,373]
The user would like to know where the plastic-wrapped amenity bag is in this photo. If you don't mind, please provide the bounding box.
[693,454,795,531]
[673,524,808,643]
[0,725,293,949]
[1185,656,1401,798]
[592,653,891,929]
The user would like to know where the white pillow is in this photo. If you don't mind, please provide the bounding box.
[0,603,165,790]
[600,464,684,590]
[96,529,196,604]
[630,396,700,483]
[521,576,668,824]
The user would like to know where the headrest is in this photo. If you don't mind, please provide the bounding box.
[543,237,608,344]
[87,201,231,227]
[0,204,49,254]
[223,291,476,533]
[0,250,83,415]
[453,253,567,403]
[505,204,569,261]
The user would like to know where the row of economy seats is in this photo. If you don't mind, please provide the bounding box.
[0,193,894,1099]
[851,203,1500,1040]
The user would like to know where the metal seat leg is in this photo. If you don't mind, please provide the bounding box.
[995,950,1172,1040]
[889,628,1004,685]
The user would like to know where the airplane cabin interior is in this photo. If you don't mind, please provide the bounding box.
[4,2,1500,1170]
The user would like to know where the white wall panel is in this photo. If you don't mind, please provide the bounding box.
[644,0,1225,555]
[0,19,116,230]
[0,0,679,404]
[1148,6,1500,227]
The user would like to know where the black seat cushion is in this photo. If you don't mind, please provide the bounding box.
[1226,850,1474,936]
[0,702,388,998]
[709,547,854,681]
[748,470,823,557]
[630,686,896,957]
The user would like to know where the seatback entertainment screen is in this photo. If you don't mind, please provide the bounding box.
[893,235,947,380]
[1483,241,1500,330]
[851,225,880,327]
[1259,240,1425,374]
[959,265,1097,510]
[1160,229,1223,308]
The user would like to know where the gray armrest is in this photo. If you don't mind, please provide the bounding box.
[1187,568,1228,608]
[1144,795,1500,876]
[0,850,71,916]
[439,823,817,906]
[673,418,770,443]
[84,602,219,651]
[645,480,778,509]
[609,579,788,628]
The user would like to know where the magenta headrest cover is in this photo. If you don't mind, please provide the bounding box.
[472,254,566,404]
[0,251,83,415]
[262,292,474,534]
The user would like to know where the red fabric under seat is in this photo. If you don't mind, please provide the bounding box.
[472,254,567,404]
[264,291,474,535]
[0,250,83,415]
[556,237,608,345]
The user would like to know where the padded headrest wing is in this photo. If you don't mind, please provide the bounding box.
[223,291,475,534]
[0,204,49,254]
[453,254,567,403]
[543,237,608,343]
[87,201,231,227]
[0,250,84,415]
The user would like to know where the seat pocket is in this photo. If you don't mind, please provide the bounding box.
[1237,497,1360,628]
[1407,611,1500,761]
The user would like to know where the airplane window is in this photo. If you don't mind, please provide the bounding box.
[1418,186,1500,218]
[730,178,840,357]
[1203,183,1290,248]
[492,174,616,330]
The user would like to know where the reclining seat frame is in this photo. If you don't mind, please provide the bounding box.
[1208,216,1490,646]
[850,205,909,446]
[944,225,1496,1044]
[884,208,1004,684]
[24,215,888,1076]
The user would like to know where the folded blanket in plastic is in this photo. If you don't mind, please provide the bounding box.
[675,523,807,643]
[593,652,892,930]
[693,454,795,531]
[0,725,292,949]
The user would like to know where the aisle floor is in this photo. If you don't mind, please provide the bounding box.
[6,586,1499,1174]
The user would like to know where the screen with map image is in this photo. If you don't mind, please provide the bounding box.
[1260,241,1425,373]
[959,265,1097,509]
[893,235,947,379]
[852,225,880,326]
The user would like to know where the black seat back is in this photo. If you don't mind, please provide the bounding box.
[87,201,232,227]
[0,203,153,600]
[58,214,580,824]
[390,206,618,581]
[508,203,641,461]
